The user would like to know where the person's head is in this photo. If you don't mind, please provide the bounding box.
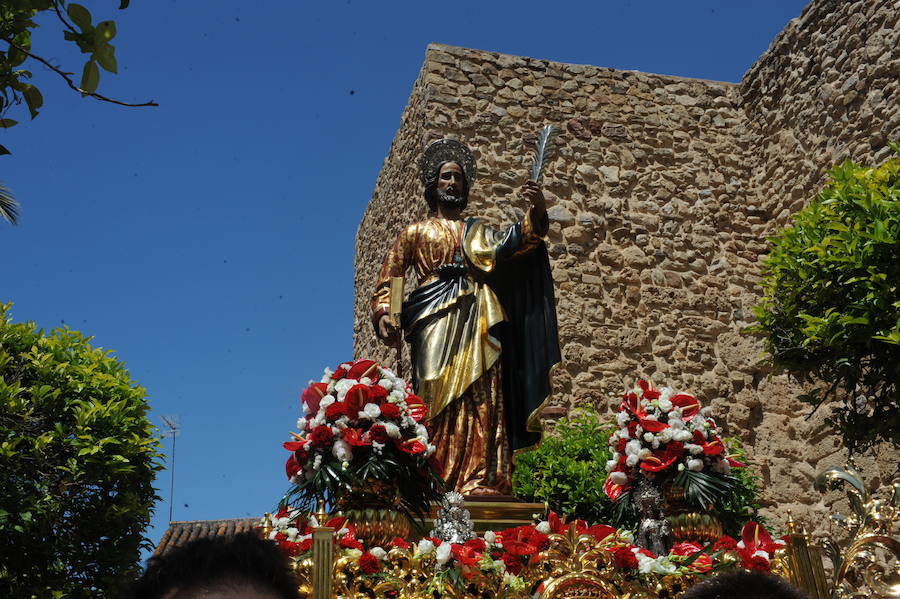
[418,138,476,213]
[424,160,469,212]
[126,532,300,599]
[680,570,811,599]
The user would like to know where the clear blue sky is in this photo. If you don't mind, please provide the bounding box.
[1,1,809,559]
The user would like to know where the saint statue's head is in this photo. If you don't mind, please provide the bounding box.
[419,139,477,212]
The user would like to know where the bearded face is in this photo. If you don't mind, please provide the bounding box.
[424,161,468,211]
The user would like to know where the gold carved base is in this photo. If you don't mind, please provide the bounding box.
[427,496,546,533]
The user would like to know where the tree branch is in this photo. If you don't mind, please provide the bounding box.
[1,37,158,108]
[51,0,80,36]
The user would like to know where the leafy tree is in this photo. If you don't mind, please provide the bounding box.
[1,1,156,223]
[749,145,900,453]
[512,410,619,525]
[0,303,162,598]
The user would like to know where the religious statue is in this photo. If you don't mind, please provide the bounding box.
[371,138,561,495]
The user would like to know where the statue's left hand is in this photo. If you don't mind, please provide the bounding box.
[521,181,546,214]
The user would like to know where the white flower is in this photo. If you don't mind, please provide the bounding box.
[345,548,362,559]
[425,443,436,457]
[483,530,496,544]
[685,443,702,455]
[363,403,381,419]
[286,527,299,540]
[687,458,704,471]
[674,429,693,442]
[321,368,333,382]
[610,471,629,485]
[268,530,278,540]
[435,542,452,565]
[360,377,372,385]
[416,539,435,555]
[334,379,355,393]
[319,395,336,409]
[658,398,673,412]
[659,387,674,401]
[332,439,353,462]
[616,411,630,425]
[753,550,770,559]
[643,432,655,443]
[536,521,551,534]
[493,559,506,571]
[370,547,387,560]
[700,406,712,417]
[638,448,651,459]
[619,530,634,543]
[296,417,307,431]
[337,527,349,536]
[649,556,678,575]
[383,422,401,439]
[378,378,393,391]
[658,428,673,443]
[415,423,428,438]
[668,418,684,430]
[651,439,660,449]
[625,454,639,467]
[625,439,641,456]
[606,459,618,471]
[502,573,526,590]
[736,540,745,549]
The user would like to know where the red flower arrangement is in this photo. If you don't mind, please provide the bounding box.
[279,359,443,519]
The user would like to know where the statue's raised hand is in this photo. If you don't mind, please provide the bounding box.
[376,313,400,346]
[520,180,546,214]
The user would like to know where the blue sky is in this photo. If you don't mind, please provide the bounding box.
[1,1,809,558]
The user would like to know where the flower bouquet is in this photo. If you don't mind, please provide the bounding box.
[604,380,746,521]
[279,359,444,523]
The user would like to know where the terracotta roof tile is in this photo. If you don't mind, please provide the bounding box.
[153,518,261,557]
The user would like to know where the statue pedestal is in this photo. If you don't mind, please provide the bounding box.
[428,496,545,533]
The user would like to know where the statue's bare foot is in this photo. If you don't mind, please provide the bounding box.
[466,486,505,497]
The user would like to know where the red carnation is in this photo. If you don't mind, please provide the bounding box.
[380,402,401,419]
[358,552,380,574]
[693,429,706,443]
[368,424,390,444]
[389,537,409,549]
[310,425,334,447]
[339,535,363,550]
[325,402,347,421]
[501,552,524,574]
[745,555,771,572]
[712,535,738,552]
[612,547,638,570]
[465,537,487,553]
[368,385,388,404]
[296,538,312,553]
[615,437,627,453]
[285,454,301,479]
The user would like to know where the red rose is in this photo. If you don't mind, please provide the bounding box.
[294,447,308,465]
[612,547,638,570]
[615,437,627,452]
[325,402,347,421]
[626,421,638,437]
[380,402,401,419]
[464,537,487,553]
[358,552,380,574]
[368,424,390,444]
[692,430,706,443]
[296,538,312,553]
[310,425,334,447]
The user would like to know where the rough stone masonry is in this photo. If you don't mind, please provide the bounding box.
[354,0,899,535]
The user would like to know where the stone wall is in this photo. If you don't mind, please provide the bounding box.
[353,0,899,534]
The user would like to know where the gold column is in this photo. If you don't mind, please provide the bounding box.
[311,502,334,599]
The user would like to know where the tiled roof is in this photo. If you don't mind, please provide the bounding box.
[153,518,261,557]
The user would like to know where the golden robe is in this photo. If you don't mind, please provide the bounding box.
[372,209,555,495]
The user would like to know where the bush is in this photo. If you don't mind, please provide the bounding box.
[512,410,617,524]
[0,304,162,598]
[749,145,900,453]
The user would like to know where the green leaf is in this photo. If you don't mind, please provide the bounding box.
[81,60,100,94]
[96,20,117,42]
[0,119,18,128]
[93,44,118,74]
[0,144,11,156]
[23,84,43,119]
[119,0,131,8]
[67,3,93,31]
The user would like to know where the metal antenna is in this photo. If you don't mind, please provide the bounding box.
[161,415,181,522]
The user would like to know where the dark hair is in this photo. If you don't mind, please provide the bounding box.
[681,571,812,599]
[423,160,469,212]
[125,532,301,599]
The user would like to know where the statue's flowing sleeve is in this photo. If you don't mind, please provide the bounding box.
[371,224,416,331]
[463,208,561,453]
